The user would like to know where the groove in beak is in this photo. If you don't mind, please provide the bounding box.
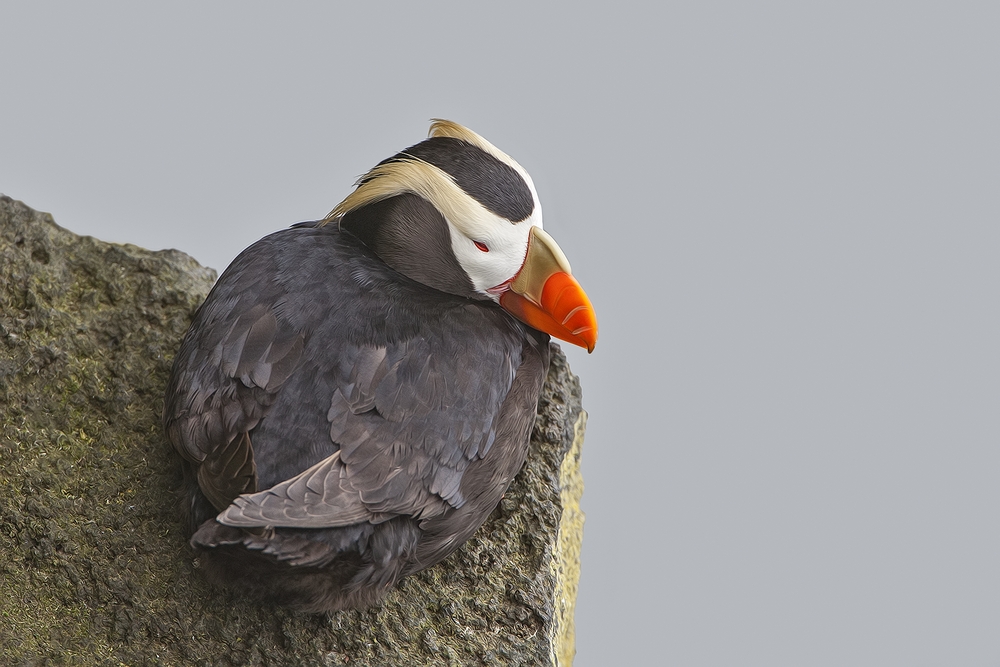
[499,226,598,352]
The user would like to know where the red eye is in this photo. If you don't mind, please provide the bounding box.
[474,240,489,253]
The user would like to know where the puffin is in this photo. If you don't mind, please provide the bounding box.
[162,120,598,612]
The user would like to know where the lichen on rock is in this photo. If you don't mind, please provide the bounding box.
[0,196,585,666]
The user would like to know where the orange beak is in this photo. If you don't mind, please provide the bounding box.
[499,226,598,352]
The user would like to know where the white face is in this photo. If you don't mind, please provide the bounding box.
[446,196,543,300]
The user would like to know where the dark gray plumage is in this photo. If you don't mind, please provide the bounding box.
[164,207,549,612]
[163,120,597,612]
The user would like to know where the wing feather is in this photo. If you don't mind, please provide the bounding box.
[218,452,371,528]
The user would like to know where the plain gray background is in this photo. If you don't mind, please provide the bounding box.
[3,3,998,665]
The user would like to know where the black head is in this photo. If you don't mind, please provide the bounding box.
[330,120,543,300]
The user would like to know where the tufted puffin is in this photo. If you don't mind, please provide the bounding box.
[162,120,597,612]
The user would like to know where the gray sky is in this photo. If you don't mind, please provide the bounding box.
[3,3,999,665]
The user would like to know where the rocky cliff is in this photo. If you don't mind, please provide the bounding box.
[0,196,585,667]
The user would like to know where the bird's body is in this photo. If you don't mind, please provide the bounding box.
[163,121,595,611]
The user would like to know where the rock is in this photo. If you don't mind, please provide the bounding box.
[0,196,586,666]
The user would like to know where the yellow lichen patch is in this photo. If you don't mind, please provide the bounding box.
[550,411,587,667]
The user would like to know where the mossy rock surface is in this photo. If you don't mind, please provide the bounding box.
[0,196,585,666]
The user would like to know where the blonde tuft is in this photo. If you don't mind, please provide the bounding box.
[323,120,530,227]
